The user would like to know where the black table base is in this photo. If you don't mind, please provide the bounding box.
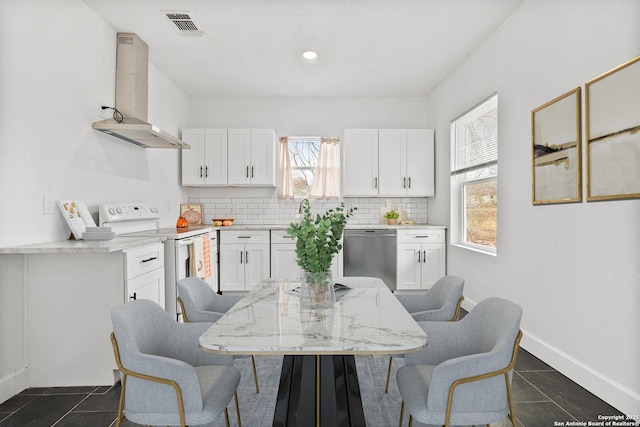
[273,355,366,427]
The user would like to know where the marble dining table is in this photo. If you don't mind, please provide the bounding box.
[199,276,427,427]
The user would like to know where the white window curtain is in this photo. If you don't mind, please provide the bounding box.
[310,137,340,199]
[278,136,294,199]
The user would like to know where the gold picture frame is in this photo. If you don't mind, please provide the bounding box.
[586,55,640,201]
[531,87,582,205]
[180,203,204,225]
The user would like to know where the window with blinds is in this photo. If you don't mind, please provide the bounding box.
[450,94,498,253]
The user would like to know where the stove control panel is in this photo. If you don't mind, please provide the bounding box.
[99,202,160,224]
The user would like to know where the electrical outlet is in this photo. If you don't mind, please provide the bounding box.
[43,197,56,215]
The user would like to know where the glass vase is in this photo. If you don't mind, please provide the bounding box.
[300,270,335,308]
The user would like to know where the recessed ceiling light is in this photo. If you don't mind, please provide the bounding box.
[303,51,318,60]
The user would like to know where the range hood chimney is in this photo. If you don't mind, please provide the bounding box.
[92,33,190,149]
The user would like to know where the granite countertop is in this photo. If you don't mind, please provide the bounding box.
[0,236,165,254]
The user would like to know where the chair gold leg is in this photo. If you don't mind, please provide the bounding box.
[224,407,230,427]
[251,355,260,393]
[398,401,405,427]
[234,391,242,427]
[385,356,393,393]
[115,375,127,427]
[408,414,413,427]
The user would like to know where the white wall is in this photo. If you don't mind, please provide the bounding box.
[0,0,188,401]
[425,0,640,414]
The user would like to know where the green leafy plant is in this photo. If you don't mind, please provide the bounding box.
[286,200,357,274]
[384,210,399,219]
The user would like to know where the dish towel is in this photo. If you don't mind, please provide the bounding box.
[189,236,212,279]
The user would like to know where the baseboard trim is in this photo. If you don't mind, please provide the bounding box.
[461,298,640,415]
[0,369,28,404]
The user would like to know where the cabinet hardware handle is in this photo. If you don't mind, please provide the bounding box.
[200,166,203,178]
[246,166,249,178]
[415,235,430,238]
[129,292,137,301]
[205,166,209,178]
[374,177,378,189]
[417,251,421,263]
[141,256,158,263]
[251,166,254,178]
[408,177,411,188]
[423,250,426,262]
[240,251,243,264]
[245,251,249,263]
[403,177,406,188]
[237,236,251,239]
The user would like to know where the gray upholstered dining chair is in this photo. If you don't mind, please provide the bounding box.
[396,297,523,427]
[385,275,465,392]
[110,299,242,427]
[177,277,260,393]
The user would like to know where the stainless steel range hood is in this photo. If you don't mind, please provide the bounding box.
[92,33,190,149]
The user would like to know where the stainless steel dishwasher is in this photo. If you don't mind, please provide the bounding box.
[343,229,397,290]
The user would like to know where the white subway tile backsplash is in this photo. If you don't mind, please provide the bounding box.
[190,195,430,226]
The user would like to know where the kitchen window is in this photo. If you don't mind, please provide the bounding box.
[450,94,498,254]
[279,136,340,199]
[289,136,320,198]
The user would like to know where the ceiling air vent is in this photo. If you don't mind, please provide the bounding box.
[164,12,204,36]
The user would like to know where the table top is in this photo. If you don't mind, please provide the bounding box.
[199,277,427,356]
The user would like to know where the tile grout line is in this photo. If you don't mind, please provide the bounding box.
[514,371,580,422]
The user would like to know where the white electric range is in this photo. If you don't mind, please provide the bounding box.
[99,202,217,321]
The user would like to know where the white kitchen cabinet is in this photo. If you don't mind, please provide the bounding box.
[181,128,228,185]
[270,229,342,281]
[342,129,379,196]
[396,229,446,290]
[270,229,301,281]
[343,128,434,197]
[227,128,276,186]
[124,243,165,306]
[219,230,270,291]
[378,129,435,197]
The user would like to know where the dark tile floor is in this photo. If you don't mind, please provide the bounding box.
[0,347,625,427]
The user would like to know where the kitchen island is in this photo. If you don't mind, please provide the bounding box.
[0,236,165,387]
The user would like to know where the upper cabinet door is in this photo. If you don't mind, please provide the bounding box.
[227,128,275,186]
[181,128,206,185]
[203,129,228,185]
[378,129,407,196]
[227,129,252,185]
[343,129,379,196]
[249,129,276,186]
[181,128,227,186]
[405,129,434,196]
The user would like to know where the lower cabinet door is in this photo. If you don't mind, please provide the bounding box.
[271,244,302,281]
[126,268,165,308]
[420,244,446,288]
[219,244,245,291]
[245,244,270,290]
[396,243,422,290]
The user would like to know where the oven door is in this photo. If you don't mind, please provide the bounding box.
[172,232,218,320]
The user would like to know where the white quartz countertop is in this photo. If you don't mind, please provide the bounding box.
[200,277,427,356]
[0,236,165,254]
[213,223,446,231]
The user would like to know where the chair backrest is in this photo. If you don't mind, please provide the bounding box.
[178,277,224,322]
[460,297,522,364]
[111,299,175,367]
[425,276,465,315]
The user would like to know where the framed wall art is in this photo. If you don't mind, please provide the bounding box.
[531,87,582,204]
[180,203,203,225]
[586,55,640,201]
